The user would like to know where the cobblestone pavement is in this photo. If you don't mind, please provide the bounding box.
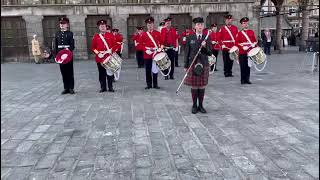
[1,52,319,180]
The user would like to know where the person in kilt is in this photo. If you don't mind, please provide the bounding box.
[184,17,215,114]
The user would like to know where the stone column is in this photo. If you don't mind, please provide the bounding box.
[68,15,88,60]
[110,13,129,58]
[23,15,44,62]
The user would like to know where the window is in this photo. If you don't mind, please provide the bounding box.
[288,6,297,17]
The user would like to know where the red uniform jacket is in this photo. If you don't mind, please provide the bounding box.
[131,33,144,51]
[113,33,123,52]
[91,32,116,63]
[209,31,221,50]
[218,25,238,51]
[160,27,178,48]
[235,29,257,55]
[141,30,161,60]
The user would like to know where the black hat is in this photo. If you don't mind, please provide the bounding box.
[136,26,143,30]
[192,17,204,24]
[106,25,111,30]
[59,17,69,24]
[111,28,119,32]
[97,20,107,26]
[211,23,218,27]
[159,22,165,26]
[145,17,154,24]
[224,14,233,19]
[240,17,249,24]
[164,17,172,22]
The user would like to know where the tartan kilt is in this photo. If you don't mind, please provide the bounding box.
[184,63,210,87]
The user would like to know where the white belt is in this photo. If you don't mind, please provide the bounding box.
[58,45,70,48]
[239,42,251,45]
[222,40,234,42]
[146,47,157,51]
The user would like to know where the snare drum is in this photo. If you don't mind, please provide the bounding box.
[248,47,266,64]
[228,46,239,61]
[208,55,216,66]
[101,52,123,73]
[153,52,171,71]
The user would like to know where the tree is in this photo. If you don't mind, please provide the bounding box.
[298,0,312,50]
[260,0,285,53]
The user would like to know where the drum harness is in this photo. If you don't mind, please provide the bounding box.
[99,33,122,80]
[224,26,239,64]
[241,30,267,72]
[146,31,171,77]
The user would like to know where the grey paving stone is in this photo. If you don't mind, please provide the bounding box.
[1,53,318,179]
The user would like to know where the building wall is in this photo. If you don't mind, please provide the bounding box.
[1,1,259,62]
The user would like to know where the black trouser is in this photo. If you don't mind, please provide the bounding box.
[222,50,234,76]
[59,60,74,90]
[175,50,179,66]
[211,49,219,71]
[264,42,271,55]
[144,59,158,87]
[116,51,122,58]
[166,49,175,78]
[239,54,251,83]
[136,50,144,68]
[97,62,113,90]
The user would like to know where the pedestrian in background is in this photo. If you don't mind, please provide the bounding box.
[261,28,272,55]
[31,34,42,64]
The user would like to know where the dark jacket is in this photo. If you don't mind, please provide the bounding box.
[55,30,75,53]
[184,34,212,69]
[261,32,272,44]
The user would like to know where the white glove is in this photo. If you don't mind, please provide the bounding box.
[243,46,249,51]
[211,41,217,44]
[251,42,257,48]
[174,47,179,51]
[157,48,162,53]
[106,49,112,54]
[222,45,226,49]
[98,52,104,58]
[146,49,153,55]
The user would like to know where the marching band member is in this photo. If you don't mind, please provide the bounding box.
[55,17,75,94]
[112,28,123,57]
[91,20,116,92]
[184,17,214,114]
[235,17,257,84]
[158,21,165,32]
[131,26,144,68]
[141,17,162,89]
[209,23,220,73]
[175,28,180,67]
[218,14,238,77]
[160,17,178,80]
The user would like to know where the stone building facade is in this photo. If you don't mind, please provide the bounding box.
[1,0,260,62]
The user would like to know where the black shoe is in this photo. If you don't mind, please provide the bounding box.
[145,86,152,90]
[108,88,115,92]
[192,105,198,114]
[165,76,169,80]
[99,89,106,93]
[170,76,174,80]
[61,89,69,94]
[245,81,252,84]
[69,89,75,94]
[229,74,234,77]
[214,69,218,71]
[153,86,160,89]
[241,81,246,84]
[198,105,207,113]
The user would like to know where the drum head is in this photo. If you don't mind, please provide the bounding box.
[229,46,238,53]
[153,52,166,61]
[248,47,260,57]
